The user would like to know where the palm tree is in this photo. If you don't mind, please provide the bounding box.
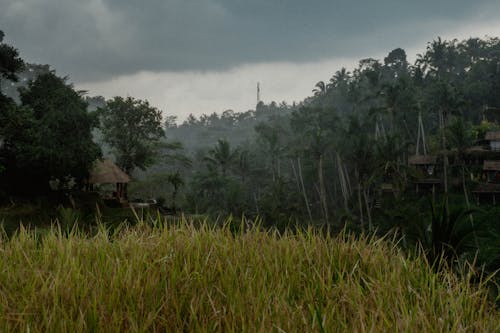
[255,122,285,181]
[167,171,184,214]
[328,68,351,90]
[204,139,238,177]
[446,118,477,239]
[339,116,377,230]
[312,81,327,97]
[236,149,251,182]
[428,199,479,265]
[291,107,337,223]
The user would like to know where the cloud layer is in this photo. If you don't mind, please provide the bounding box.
[2,1,500,119]
[77,57,360,120]
[2,0,500,82]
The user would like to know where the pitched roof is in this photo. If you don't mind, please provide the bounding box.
[484,131,500,141]
[408,155,437,165]
[465,146,488,153]
[483,160,500,171]
[88,159,130,184]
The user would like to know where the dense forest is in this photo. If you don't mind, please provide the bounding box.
[1,31,499,279]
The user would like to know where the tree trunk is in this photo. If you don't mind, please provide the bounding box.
[172,187,177,214]
[297,157,313,222]
[363,188,372,232]
[254,191,260,215]
[330,153,338,211]
[389,107,395,133]
[439,109,449,208]
[462,163,478,247]
[277,159,281,179]
[318,154,329,223]
[336,153,350,212]
[271,158,276,183]
[290,159,301,192]
[356,168,364,230]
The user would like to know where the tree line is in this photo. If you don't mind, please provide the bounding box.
[1,32,499,272]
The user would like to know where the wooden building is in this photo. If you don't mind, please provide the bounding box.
[473,160,500,205]
[408,155,441,194]
[484,131,500,152]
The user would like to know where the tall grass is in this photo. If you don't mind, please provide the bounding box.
[0,219,497,332]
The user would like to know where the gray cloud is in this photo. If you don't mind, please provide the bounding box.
[1,0,500,82]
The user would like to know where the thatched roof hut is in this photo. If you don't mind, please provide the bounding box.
[89,159,130,184]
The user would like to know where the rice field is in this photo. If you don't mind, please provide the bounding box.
[0,219,498,332]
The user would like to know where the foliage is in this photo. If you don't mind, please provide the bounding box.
[98,96,165,174]
[0,30,24,83]
[204,139,239,176]
[427,199,480,264]
[1,72,100,194]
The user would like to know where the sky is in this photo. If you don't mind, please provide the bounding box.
[2,0,500,120]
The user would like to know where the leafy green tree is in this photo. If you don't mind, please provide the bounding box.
[0,30,25,176]
[384,48,408,71]
[1,72,100,194]
[0,30,24,86]
[99,96,165,174]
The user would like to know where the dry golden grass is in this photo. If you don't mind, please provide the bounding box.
[0,220,497,332]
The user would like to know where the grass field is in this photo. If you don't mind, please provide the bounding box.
[0,219,498,332]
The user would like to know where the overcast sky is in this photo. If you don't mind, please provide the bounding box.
[2,0,500,120]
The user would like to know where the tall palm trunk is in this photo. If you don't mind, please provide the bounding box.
[355,168,364,230]
[271,158,276,182]
[461,163,478,247]
[172,185,178,214]
[296,158,313,222]
[439,109,449,209]
[389,106,395,134]
[363,188,373,231]
[318,153,329,223]
[336,153,350,212]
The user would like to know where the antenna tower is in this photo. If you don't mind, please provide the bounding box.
[257,82,261,104]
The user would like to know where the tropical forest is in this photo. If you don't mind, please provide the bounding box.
[0,29,499,331]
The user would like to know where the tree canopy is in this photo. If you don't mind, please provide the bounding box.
[98,96,165,174]
[1,72,101,194]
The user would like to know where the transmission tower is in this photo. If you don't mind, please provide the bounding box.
[257,82,261,105]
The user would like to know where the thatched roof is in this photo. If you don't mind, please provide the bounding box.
[484,131,500,141]
[89,159,130,184]
[483,160,500,171]
[408,155,437,165]
[472,183,500,193]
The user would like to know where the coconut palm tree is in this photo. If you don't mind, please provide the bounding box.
[204,139,239,177]
[167,171,184,214]
[328,68,351,90]
[312,81,327,97]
